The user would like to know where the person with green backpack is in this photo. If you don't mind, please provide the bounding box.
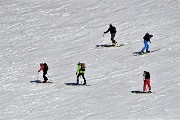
[76,62,86,85]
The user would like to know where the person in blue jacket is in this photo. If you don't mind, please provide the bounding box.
[141,32,153,53]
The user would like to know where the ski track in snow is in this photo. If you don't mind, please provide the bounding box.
[0,0,180,120]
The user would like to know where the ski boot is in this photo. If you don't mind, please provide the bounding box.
[148,90,152,93]
[146,50,150,53]
[43,80,48,83]
[76,80,79,85]
[112,40,117,46]
[140,51,144,54]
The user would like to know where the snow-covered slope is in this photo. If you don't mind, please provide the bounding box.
[0,0,179,119]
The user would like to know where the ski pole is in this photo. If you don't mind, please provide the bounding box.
[47,73,51,81]
[47,73,51,78]
[102,33,105,44]
[37,72,39,80]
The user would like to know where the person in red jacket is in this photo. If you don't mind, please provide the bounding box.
[38,63,48,83]
[143,71,151,93]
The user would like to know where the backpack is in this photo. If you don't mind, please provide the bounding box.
[144,72,150,79]
[43,63,48,71]
[80,63,86,71]
[112,26,117,33]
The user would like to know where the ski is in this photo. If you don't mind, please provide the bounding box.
[133,49,160,56]
[65,83,90,86]
[96,44,124,47]
[131,91,155,94]
[30,80,53,83]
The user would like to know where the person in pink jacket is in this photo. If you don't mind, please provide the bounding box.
[38,63,48,83]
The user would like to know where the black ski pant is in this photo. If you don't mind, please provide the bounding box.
[111,33,116,43]
[43,72,48,82]
[77,73,86,84]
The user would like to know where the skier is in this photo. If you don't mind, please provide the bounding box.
[143,71,151,93]
[104,24,117,46]
[76,62,86,85]
[38,63,49,83]
[141,32,153,53]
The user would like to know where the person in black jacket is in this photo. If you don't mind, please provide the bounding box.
[104,24,117,45]
[141,32,153,53]
[143,71,151,93]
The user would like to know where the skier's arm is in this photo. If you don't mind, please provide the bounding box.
[38,69,41,72]
[38,66,43,72]
[143,73,146,81]
[149,34,153,43]
[76,69,78,75]
[104,28,110,34]
[76,66,81,75]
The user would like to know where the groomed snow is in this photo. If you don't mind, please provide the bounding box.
[0,0,179,119]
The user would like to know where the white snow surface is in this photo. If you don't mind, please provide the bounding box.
[0,0,180,120]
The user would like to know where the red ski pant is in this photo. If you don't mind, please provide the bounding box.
[143,79,151,92]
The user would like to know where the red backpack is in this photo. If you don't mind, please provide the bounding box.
[81,63,86,71]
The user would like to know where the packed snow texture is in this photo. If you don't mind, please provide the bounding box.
[0,0,179,119]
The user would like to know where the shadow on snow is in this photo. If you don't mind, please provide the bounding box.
[30,80,53,83]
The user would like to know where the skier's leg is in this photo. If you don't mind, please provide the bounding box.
[82,73,86,85]
[111,33,116,45]
[141,40,147,52]
[143,80,147,92]
[77,74,81,84]
[147,79,151,91]
[43,72,48,83]
[146,43,150,52]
